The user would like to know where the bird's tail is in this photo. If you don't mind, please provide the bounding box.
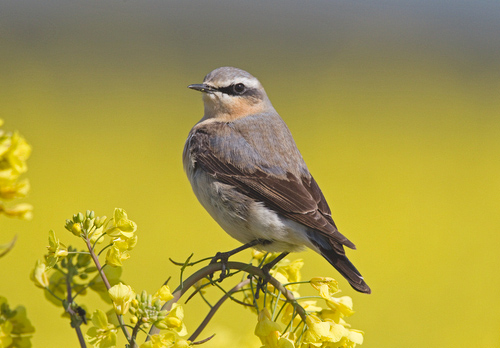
[309,235,371,294]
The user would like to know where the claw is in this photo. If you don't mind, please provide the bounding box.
[208,240,274,283]
[209,251,230,282]
[254,271,271,300]
[254,251,289,299]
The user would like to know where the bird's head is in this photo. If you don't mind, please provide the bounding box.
[188,67,274,121]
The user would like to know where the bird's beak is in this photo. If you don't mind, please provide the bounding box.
[187,84,217,93]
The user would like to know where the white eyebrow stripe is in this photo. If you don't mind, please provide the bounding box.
[236,77,260,89]
[214,77,260,90]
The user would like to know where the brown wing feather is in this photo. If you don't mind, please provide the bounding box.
[188,128,356,250]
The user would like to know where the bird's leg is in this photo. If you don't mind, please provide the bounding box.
[254,251,289,299]
[210,239,269,282]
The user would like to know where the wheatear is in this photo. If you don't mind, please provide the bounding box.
[183,67,370,294]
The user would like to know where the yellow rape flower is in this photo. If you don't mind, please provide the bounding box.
[154,285,174,303]
[276,332,296,348]
[0,202,33,220]
[86,309,117,348]
[251,249,281,264]
[0,178,30,200]
[347,329,364,345]
[46,230,68,268]
[0,131,31,179]
[281,301,322,327]
[106,241,131,267]
[0,321,13,347]
[157,303,187,336]
[303,314,331,344]
[325,320,350,343]
[255,308,282,347]
[310,277,339,299]
[30,260,49,288]
[325,296,355,318]
[140,332,191,348]
[111,234,138,250]
[108,283,135,315]
[105,208,137,238]
[270,259,303,291]
[251,248,267,262]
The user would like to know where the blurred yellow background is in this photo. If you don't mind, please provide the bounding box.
[1,1,500,347]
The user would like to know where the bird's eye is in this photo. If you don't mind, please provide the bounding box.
[233,83,246,94]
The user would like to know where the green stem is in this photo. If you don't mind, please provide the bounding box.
[97,243,112,257]
[212,281,253,307]
[129,321,142,348]
[84,237,131,343]
[44,287,65,302]
[65,266,87,348]
[92,232,107,250]
[283,280,312,286]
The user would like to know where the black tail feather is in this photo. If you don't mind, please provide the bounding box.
[310,238,371,294]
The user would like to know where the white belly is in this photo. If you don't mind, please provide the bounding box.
[188,168,315,253]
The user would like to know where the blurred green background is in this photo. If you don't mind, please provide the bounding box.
[1,1,500,347]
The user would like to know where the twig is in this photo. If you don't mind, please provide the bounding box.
[192,334,216,345]
[0,234,17,257]
[188,279,250,342]
[211,281,253,307]
[169,256,212,267]
[147,261,307,339]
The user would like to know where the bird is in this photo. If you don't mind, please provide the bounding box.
[183,67,371,294]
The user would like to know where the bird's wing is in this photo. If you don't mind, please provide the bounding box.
[187,127,356,251]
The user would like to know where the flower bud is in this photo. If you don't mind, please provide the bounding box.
[154,321,169,330]
[95,216,107,228]
[71,223,82,236]
[165,317,182,329]
[30,260,49,288]
[83,218,94,230]
[65,219,74,232]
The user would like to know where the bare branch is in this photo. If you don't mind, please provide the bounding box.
[188,279,250,342]
[147,261,307,339]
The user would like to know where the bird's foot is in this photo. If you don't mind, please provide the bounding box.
[208,240,270,283]
[253,251,289,299]
[254,265,273,300]
[209,251,231,282]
